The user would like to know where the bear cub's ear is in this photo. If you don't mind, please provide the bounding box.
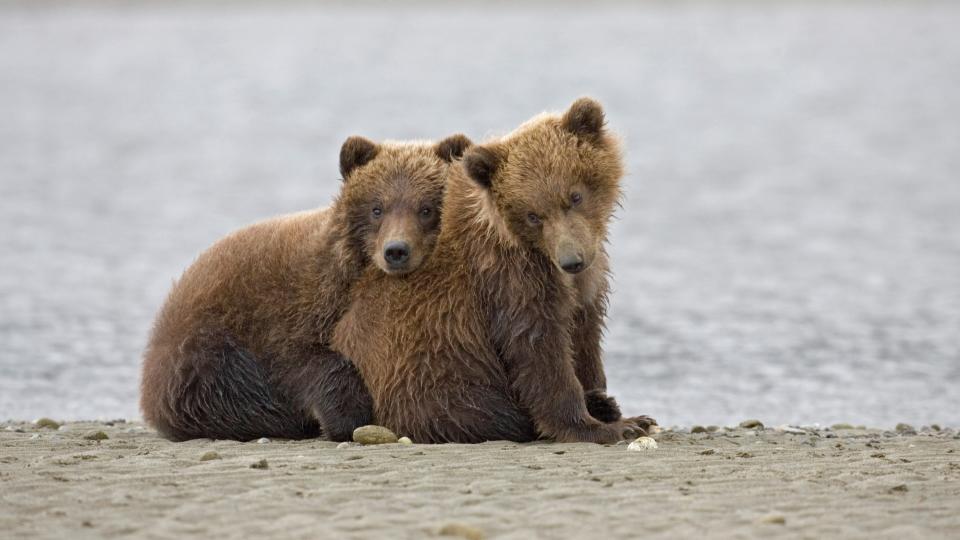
[462,146,502,189]
[435,134,473,163]
[340,136,380,180]
[561,97,606,144]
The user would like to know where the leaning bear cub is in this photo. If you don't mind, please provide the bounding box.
[334,98,655,443]
[140,134,471,442]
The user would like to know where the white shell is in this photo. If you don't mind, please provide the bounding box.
[627,437,658,451]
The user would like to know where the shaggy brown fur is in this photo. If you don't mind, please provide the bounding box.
[140,134,472,441]
[333,98,655,443]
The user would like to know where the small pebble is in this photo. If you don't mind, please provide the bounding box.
[775,425,807,435]
[250,459,269,469]
[895,423,916,434]
[352,425,399,445]
[706,425,720,432]
[256,437,270,444]
[438,523,484,540]
[739,419,764,430]
[756,514,786,525]
[931,424,941,431]
[199,451,221,461]
[398,436,413,445]
[83,431,109,441]
[831,423,854,430]
[691,425,707,434]
[336,442,352,449]
[35,418,60,430]
[29,433,40,440]
[627,437,658,452]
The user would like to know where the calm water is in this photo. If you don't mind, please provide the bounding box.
[1,2,959,427]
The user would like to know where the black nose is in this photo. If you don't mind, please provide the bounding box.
[559,253,585,274]
[383,241,410,267]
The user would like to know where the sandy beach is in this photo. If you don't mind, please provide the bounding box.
[2,420,958,539]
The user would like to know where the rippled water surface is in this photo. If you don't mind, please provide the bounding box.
[2,2,959,426]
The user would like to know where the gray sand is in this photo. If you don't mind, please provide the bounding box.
[2,421,959,539]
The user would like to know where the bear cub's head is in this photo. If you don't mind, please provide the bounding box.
[463,97,623,275]
[338,134,472,275]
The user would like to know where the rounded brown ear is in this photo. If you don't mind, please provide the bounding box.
[435,134,473,163]
[462,146,501,189]
[339,136,379,180]
[561,97,605,143]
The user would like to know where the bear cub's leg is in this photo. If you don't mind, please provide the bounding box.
[284,351,374,442]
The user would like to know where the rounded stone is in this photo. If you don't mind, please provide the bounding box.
[627,437,658,451]
[398,436,413,445]
[199,451,221,461]
[691,425,707,434]
[438,523,484,540]
[83,431,109,441]
[895,423,916,434]
[352,425,399,445]
[739,419,764,429]
[35,418,60,430]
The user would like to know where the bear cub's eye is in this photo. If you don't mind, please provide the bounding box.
[527,212,541,226]
[419,207,432,218]
[371,207,383,218]
[570,192,583,206]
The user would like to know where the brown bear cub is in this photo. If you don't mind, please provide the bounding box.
[333,98,656,443]
[140,134,472,441]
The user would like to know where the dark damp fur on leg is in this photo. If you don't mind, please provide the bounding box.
[156,336,318,442]
[584,389,622,423]
[298,352,374,442]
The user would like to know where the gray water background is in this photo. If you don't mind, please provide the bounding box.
[2,2,959,427]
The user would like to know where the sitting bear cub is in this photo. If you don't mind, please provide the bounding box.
[333,98,655,443]
[140,134,472,441]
